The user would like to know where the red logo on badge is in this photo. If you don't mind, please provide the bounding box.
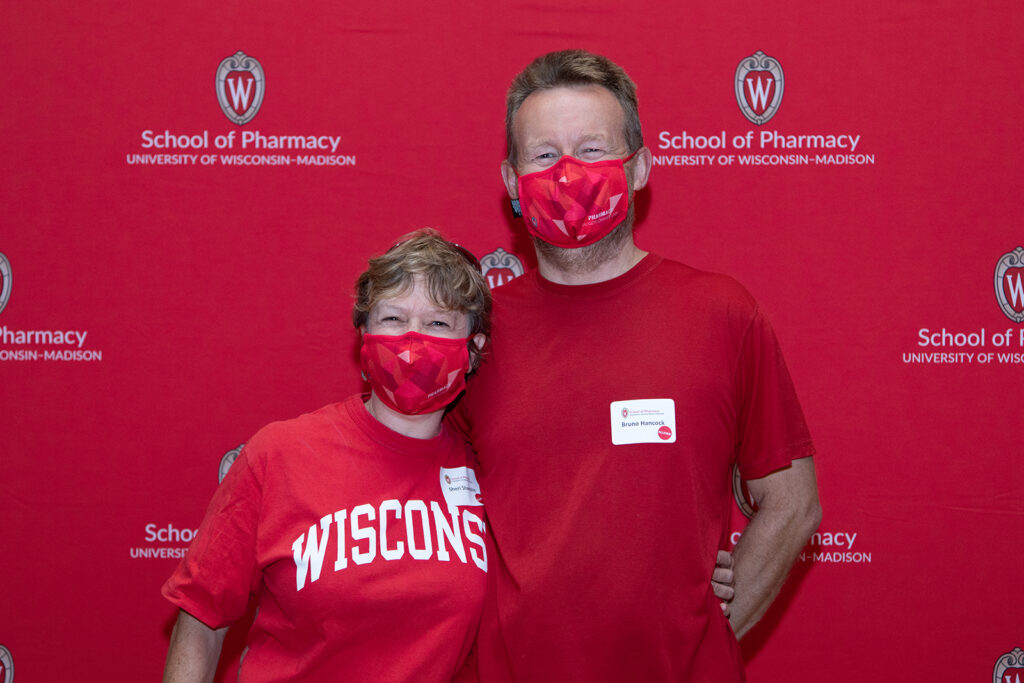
[658,426,672,440]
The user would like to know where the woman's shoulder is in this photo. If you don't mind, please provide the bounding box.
[241,400,352,465]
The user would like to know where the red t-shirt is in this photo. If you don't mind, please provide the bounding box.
[163,394,488,682]
[450,255,814,682]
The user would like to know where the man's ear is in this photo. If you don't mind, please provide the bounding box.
[628,146,653,191]
[501,160,519,199]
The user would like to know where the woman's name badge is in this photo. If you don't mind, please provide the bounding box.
[610,399,677,445]
[440,466,484,507]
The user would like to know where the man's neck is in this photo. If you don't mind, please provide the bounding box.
[536,240,648,285]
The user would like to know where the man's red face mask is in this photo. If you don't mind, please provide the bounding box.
[514,153,634,248]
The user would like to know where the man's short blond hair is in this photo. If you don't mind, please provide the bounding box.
[505,49,644,167]
[353,229,491,369]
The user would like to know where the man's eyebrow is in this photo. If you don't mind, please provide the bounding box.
[522,132,611,149]
[520,137,555,150]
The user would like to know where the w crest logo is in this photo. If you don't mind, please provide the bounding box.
[735,51,784,125]
[0,253,11,317]
[480,248,524,290]
[995,247,1024,323]
[216,51,265,125]
[993,648,1024,683]
[0,644,12,683]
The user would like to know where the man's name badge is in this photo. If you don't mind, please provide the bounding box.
[610,398,677,445]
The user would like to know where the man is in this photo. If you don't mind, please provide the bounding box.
[452,50,821,681]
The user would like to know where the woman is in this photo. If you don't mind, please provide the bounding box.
[162,229,491,682]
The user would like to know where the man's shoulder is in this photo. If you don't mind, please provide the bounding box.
[488,270,541,323]
[652,255,759,310]
[491,268,536,299]
[487,255,759,315]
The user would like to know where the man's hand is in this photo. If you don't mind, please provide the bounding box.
[712,549,735,617]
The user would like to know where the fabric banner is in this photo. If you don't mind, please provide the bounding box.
[2,2,1021,680]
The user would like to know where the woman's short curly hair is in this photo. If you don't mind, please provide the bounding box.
[352,229,492,369]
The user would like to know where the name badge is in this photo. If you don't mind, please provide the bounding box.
[610,398,677,445]
[439,466,484,507]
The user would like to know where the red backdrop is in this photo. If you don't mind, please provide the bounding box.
[2,2,1022,681]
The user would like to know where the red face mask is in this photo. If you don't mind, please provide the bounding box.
[514,153,634,248]
[360,331,472,415]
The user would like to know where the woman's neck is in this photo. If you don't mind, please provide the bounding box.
[364,393,444,439]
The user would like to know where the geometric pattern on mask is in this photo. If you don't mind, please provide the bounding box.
[360,331,470,415]
[517,155,630,248]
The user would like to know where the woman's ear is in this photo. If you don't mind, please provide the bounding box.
[469,333,488,371]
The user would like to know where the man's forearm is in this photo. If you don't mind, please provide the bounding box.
[728,457,821,640]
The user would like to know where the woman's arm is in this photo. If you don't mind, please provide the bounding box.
[163,609,228,683]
